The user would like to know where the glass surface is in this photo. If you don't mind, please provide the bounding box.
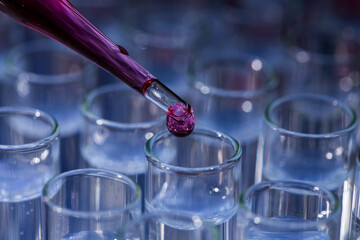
[0,106,60,240]
[120,212,220,240]
[0,14,24,54]
[81,83,164,205]
[145,128,241,228]
[42,168,142,240]
[3,39,96,172]
[257,93,357,239]
[350,155,360,239]
[286,22,360,100]
[237,181,340,239]
[207,0,287,96]
[0,15,26,106]
[189,54,278,191]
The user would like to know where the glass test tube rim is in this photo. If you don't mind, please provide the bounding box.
[264,93,358,139]
[189,54,279,98]
[82,83,164,130]
[238,180,341,230]
[42,168,142,219]
[0,106,60,152]
[145,128,242,176]
[4,38,93,84]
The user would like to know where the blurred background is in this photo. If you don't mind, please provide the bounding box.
[2,0,360,105]
[1,1,360,239]
[1,0,360,194]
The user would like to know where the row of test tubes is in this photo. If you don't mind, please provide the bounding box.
[1,0,360,239]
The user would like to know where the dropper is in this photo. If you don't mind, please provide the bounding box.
[143,79,195,137]
[0,0,195,136]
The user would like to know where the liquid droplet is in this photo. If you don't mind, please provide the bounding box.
[117,44,129,55]
[166,103,195,137]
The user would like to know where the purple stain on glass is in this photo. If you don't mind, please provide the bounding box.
[166,103,195,137]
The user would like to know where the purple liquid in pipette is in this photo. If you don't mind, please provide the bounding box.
[0,0,195,136]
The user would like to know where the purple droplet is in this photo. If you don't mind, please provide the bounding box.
[166,103,195,137]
